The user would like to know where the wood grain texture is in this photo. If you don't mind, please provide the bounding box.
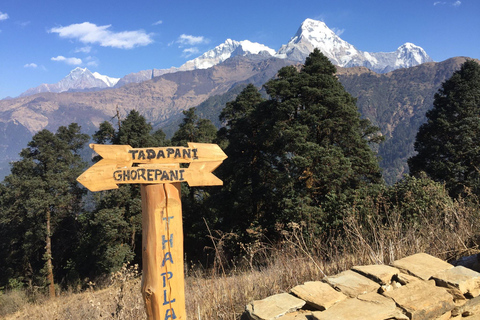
[141,183,186,320]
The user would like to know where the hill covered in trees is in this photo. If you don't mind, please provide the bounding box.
[0,55,476,183]
[161,56,476,184]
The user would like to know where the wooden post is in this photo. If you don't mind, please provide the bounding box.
[77,143,227,320]
[141,183,186,320]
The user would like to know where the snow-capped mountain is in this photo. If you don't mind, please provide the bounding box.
[20,19,434,94]
[277,19,433,73]
[178,39,276,71]
[114,19,432,87]
[20,68,119,97]
[277,18,364,66]
[114,39,277,87]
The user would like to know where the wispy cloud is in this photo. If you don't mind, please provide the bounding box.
[51,55,83,65]
[433,1,461,6]
[74,46,92,53]
[177,34,209,46]
[175,34,209,59]
[16,21,30,27]
[49,22,154,49]
[85,56,99,67]
[182,47,200,58]
[152,20,163,26]
[0,11,9,21]
[332,27,345,37]
[24,63,38,68]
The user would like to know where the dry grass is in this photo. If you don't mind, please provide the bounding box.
[3,190,480,319]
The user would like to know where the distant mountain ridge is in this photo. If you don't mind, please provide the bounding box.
[277,19,432,73]
[1,17,469,184]
[16,19,433,96]
[0,55,475,183]
[20,68,119,97]
[113,39,277,88]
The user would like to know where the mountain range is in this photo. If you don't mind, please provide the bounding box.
[0,18,472,184]
[15,19,432,97]
[19,68,119,97]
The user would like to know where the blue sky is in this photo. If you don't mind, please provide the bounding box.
[0,0,479,99]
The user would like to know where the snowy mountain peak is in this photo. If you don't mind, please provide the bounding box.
[92,71,120,87]
[25,18,435,93]
[394,42,433,68]
[19,68,119,97]
[276,18,433,73]
[277,18,360,66]
[298,18,337,39]
[178,38,276,71]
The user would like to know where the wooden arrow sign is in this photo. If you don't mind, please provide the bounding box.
[91,143,226,165]
[77,142,227,320]
[77,143,227,192]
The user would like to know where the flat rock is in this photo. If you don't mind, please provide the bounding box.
[456,295,480,317]
[352,264,400,285]
[311,292,408,320]
[433,311,451,320]
[395,272,422,285]
[383,279,455,320]
[431,265,480,297]
[276,311,313,319]
[290,281,347,310]
[391,253,453,280]
[325,270,380,298]
[245,293,306,320]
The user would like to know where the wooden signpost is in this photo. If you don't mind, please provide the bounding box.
[77,142,227,319]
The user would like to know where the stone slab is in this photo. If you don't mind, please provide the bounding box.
[311,292,408,320]
[434,311,451,320]
[276,311,313,319]
[290,281,347,311]
[395,272,423,285]
[456,294,480,317]
[431,265,480,297]
[352,264,400,285]
[391,253,453,280]
[325,269,380,298]
[245,293,306,320]
[383,279,455,320]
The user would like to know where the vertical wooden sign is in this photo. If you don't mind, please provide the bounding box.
[141,183,185,319]
[77,143,227,320]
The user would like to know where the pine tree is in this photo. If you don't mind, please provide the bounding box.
[170,107,219,261]
[171,107,217,146]
[216,50,383,238]
[213,84,270,237]
[0,124,89,295]
[258,49,383,232]
[80,110,168,276]
[408,60,480,197]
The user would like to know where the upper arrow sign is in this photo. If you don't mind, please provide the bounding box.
[91,142,227,166]
[77,143,227,192]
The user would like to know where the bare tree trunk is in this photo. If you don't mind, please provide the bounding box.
[46,208,55,298]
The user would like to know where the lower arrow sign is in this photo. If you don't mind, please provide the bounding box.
[77,162,224,192]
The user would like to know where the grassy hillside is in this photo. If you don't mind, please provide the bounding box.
[2,182,480,319]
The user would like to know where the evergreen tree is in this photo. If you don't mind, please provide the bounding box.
[262,49,383,232]
[171,107,217,146]
[0,124,89,295]
[170,107,218,261]
[216,50,383,239]
[213,84,270,238]
[79,110,168,276]
[408,60,480,197]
